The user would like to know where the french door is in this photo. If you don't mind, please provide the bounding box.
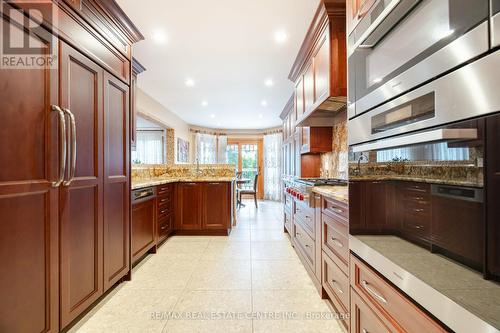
[227,140,263,199]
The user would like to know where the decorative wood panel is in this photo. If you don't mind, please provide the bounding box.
[103,72,130,290]
[59,41,104,328]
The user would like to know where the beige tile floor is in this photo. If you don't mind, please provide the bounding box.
[69,200,344,333]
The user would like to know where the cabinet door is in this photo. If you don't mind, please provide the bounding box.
[487,114,500,278]
[0,15,59,333]
[303,61,315,113]
[103,72,131,290]
[132,198,156,263]
[295,77,305,117]
[348,182,365,231]
[177,183,202,230]
[202,183,230,230]
[314,30,330,103]
[364,182,387,230]
[59,42,104,327]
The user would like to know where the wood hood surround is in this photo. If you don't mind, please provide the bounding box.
[289,0,347,127]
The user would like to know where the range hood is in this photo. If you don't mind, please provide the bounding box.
[295,96,347,127]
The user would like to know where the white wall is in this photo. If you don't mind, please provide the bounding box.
[136,88,191,163]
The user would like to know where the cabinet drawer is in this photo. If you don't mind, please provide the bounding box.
[351,289,397,333]
[284,193,294,212]
[322,252,349,313]
[157,192,172,205]
[323,196,349,221]
[322,213,349,267]
[284,211,292,234]
[157,184,173,196]
[158,205,172,220]
[294,201,315,239]
[294,222,315,270]
[158,214,173,242]
[350,255,448,333]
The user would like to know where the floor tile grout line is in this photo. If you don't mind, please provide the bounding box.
[159,239,211,333]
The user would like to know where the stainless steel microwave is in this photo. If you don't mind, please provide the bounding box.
[347,0,490,119]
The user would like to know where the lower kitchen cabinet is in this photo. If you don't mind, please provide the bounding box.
[176,183,203,230]
[131,195,157,264]
[350,254,448,333]
[202,182,231,230]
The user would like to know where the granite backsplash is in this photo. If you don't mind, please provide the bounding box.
[320,120,348,180]
[132,164,236,180]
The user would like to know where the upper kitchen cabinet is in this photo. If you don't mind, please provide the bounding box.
[288,0,347,127]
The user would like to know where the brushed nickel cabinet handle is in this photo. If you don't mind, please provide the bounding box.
[331,237,344,248]
[331,280,344,294]
[62,108,76,186]
[161,225,167,230]
[52,105,66,187]
[160,210,167,214]
[361,280,387,304]
[414,208,424,213]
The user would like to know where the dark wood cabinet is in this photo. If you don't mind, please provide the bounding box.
[300,127,333,154]
[487,113,500,278]
[350,181,388,233]
[176,182,232,234]
[348,181,365,232]
[157,184,174,243]
[176,183,203,230]
[59,41,104,327]
[0,1,142,331]
[0,11,59,332]
[202,183,231,230]
[103,72,131,290]
[132,197,157,264]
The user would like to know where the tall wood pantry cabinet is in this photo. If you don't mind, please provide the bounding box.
[0,1,143,332]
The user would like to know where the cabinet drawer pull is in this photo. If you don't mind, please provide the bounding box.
[330,280,344,294]
[331,207,344,214]
[331,237,344,248]
[412,196,424,201]
[160,209,167,214]
[413,208,424,213]
[361,280,388,304]
[161,225,167,230]
[160,198,168,203]
[362,329,368,333]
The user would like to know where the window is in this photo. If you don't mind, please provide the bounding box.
[132,130,166,164]
[226,144,239,170]
[196,133,217,164]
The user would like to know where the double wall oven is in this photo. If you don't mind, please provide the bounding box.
[348,0,491,118]
[348,0,500,281]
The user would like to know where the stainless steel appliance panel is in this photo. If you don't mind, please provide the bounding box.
[349,51,500,146]
[492,0,500,48]
[348,0,489,117]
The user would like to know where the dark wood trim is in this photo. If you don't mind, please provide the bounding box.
[132,57,147,75]
[279,94,295,120]
[288,0,346,82]
[86,0,145,43]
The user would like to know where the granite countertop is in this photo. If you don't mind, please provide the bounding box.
[351,235,500,332]
[132,177,235,190]
[349,175,483,188]
[312,185,348,203]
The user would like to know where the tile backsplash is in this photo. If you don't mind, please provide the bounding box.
[320,120,348,180]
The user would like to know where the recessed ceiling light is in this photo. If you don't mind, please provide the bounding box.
[201,100,208,107]
[274,30,288,44]
[259,114,263,119]
[152,29,167,44]
[185,78,195,87]
[210,114,215,118]
[265,78,274,87]
[261,100,268,107]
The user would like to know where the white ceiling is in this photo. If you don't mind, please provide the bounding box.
[117,0,321,129]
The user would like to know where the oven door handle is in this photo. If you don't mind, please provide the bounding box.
[351,128,477,153]
[355,0,420,50]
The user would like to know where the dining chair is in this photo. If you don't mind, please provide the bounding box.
[238,173,259,208]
